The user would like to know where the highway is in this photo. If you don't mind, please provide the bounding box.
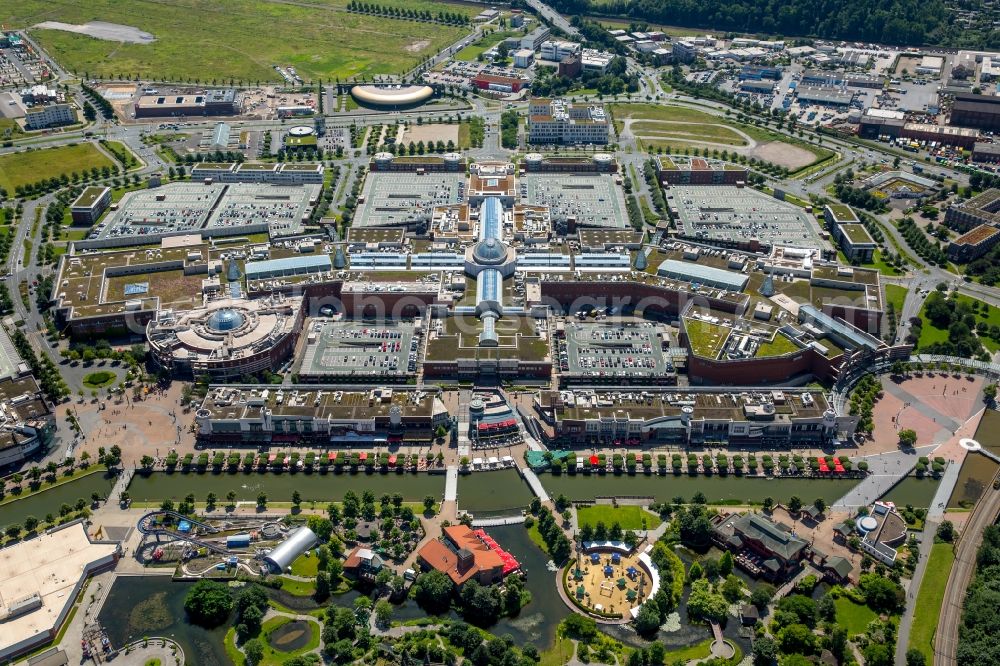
[935,476,1000,664]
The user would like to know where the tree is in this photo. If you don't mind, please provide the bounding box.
[315,571,331,600]
[751,635,777,666]
[413,570,453,614]
[243,638,264,666]
[184,580,234,628]
[788,496,803,514]
[375,599,393,626]
[423,495,436,513]
[750,583,775,611]
[905,648,927,666]
[899,428,918,448]
[777,595,817,628]
[813,498,826,515]
[719,550,734,577]
[984,383,997,403]
[687,579,728,623]
[777,623,816,655]
[633,601,662,635]
[859,573,905,613]
[937,520,956,543]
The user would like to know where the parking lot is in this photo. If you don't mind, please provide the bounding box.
[297,319,420,380]
[355,172,465,228]
[558,320,673,380]
[521,174,629,229]
[669,185,824,249]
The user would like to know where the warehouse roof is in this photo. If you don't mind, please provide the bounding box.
[656,259,749,292]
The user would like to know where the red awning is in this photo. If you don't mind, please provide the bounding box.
[590,455,599,465]
[359,452,368,461]
[388,454,397,465]
[327,452,336,461]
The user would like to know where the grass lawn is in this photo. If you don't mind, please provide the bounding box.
[683,318,731,359]
[839,249,905,276]
[538,634,575,666]
[259,615,321,665]
[0,118,23,139]
[289,552,319,577]
[908,542,956,662]
[277,576,316,596]
[885,284,908,314]
[8,0,476,83]
[576,504,662,530]
[662,640,713,663]
[453,29,520,61]
[82,370,117,389]
[916,292,1000,351]
[756,334,800,358]
[526,521,551,556]
[834,597,877,636]
[0,143,113,193]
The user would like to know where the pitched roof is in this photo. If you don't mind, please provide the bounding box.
[733,513,808,561]
[418,525,504,586]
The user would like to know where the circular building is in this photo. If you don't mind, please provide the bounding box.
[146,296,303,380]
[350,85,434,108]
[288,125,314,137]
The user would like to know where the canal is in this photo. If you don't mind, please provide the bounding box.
[950,409,1000,508]
[0,470,115,531]
[457,469,536,513]
[127,471,446,504]
[538,473,862,505]
[880,475,941,508]
[99,575,232,666]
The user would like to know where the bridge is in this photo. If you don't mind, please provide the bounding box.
[137,510,229,554]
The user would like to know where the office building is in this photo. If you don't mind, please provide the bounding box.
[24,103,74,130]
[134,89,239,118]
[512,49,534,69]
[520,26,551,51]
[528,99,609,145]
[540,40,580,63]
[70,186,111,225]
[673,40,697,63]
[948,224,1000,262]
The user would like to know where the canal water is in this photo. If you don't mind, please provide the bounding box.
[99,575,232,666]
[539,473,861,505]
[0,470,115,531]
[457,469,536,513]
[127,470,446,504]
[880,475,941,508]
[950,409,1000,508]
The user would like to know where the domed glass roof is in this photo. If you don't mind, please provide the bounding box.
[473,238,507,265]
[206,308,245,332]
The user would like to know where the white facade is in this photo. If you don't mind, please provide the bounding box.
[528,99,610,145]
[24,104,74,130]
[540,40,581,63]
[191,162,324,184]
[512,49,534,69]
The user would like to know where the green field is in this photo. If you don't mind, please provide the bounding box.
[834,597,877,636]
[0,143,113,193]
[918,293,1000,352]
[610,103,834,171]
[885,284,907,315]
[453,29,521,61]
[576,505,662,530]
[5,0,477,83]
[908,542,955,662]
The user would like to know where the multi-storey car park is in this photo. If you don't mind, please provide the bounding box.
[46,154,914,446]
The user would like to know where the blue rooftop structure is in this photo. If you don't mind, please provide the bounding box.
[479,312,499,346]
[207,308,245,332]
[798,304,882,352]
[244,254,332,280]
[479,197,503,242]
[476,268,503,317]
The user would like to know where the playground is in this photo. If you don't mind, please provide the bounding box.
[565,546,653,618]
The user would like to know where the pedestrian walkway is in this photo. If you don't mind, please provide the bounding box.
[929,457,963,519]
[832,445,935,509]
[444,466,458,502]
[472,515,525,527]
[521,467,550,503]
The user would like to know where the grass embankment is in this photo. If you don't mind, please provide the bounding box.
[576,504,662,530]
[908,542,956,662]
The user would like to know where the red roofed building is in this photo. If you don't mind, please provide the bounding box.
[473,73,526,93]
[416,525,505,587]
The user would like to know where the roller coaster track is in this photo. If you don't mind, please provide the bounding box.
[137,510,229,554]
